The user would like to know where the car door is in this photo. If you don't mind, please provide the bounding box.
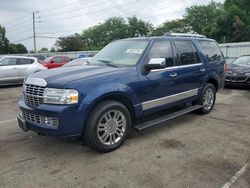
[139,39,182,114]
[173,40,206,95]
[0,57,19,84]
[17,58,35,79]
[52,56,64,68]
[64,56,70,65]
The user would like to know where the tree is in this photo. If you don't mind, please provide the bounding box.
[0,25,9,54]
[55,33,83,52]
[151,19,190,36]
[82,17,129,50]
[50,47,56,52]
[7,43,27,54]
[214,0,250,42]
[40,47,49,52]
[127,16,153,37]
[184,1,223,36]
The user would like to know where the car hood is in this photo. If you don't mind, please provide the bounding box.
[29,65,126,87]
[228,63,250,74]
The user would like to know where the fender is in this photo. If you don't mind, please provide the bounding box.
[78,83,143,121]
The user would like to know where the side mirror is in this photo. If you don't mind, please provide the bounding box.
[51,59,55,63]
[145,58,166,70]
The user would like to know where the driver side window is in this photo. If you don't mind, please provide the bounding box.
[148,41,174,67]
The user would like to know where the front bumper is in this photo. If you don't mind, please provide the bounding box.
[18,97,87,138]
[225,75,250,87]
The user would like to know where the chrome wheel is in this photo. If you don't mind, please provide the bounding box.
[203,87,214,110]
[97,110,127,145]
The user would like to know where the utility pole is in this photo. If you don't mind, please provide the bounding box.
[32,12,36,53]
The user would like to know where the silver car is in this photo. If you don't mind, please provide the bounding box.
[0,56,47,86]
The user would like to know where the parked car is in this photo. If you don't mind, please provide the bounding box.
[29,55,48,61]
[63,57,92,67]
[0,56,47,86]
[18,33,225,152]
[224,55,250,87]
[78,52,96,58]
[41,56,70,69]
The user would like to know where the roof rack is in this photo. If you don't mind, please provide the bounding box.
[164,33,207,38]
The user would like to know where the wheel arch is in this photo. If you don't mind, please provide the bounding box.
[80,91,138,137]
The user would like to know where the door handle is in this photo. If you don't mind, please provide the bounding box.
[170,72,178,78]
[200,68,206,72]
[12,67,17,69]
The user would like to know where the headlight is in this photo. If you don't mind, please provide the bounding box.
[245,73,250,77]
[43,88,79,104]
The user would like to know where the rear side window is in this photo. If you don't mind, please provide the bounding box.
[54,57,63,63]
[148,40,174,67]
[199,41,224,62]
[174,40,199,66]
[0,58,17,66]
[17,58,34,65]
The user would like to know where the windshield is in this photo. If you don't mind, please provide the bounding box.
[232,56,250,65]
[44,57,52,62]
[89,40,149,67]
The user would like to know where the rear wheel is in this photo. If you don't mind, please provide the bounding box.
[196,83,216,114]
[84,100,131,152]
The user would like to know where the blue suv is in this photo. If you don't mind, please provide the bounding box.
[18,33,225,152]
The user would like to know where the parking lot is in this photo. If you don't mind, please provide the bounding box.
[0,86,249,188]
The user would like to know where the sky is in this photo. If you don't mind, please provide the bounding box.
[0,0,224,51]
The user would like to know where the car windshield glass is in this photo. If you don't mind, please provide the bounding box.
[232,56,250,65]
[89,40,149,67]
[44,57,52,62]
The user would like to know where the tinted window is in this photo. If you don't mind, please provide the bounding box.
[0,58,17,66]
[148,41,174,67]
[54,57,63,63]
[199,41,223,62]
[174,40,197,65]
[17,58,34,65]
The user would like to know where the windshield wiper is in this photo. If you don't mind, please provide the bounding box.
[97,59,118,67]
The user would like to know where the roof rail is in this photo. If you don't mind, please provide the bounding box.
[164,33,207,38]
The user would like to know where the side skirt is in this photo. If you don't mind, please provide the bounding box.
[134,104,202,131]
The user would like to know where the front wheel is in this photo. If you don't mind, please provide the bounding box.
[196,83,216,114]
[84,100,131,152]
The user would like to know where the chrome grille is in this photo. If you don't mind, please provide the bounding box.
[24,84,45,106]
[21,111,59,126]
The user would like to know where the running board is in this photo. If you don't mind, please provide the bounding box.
[134,105,202,131]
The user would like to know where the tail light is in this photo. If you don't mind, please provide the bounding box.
[224,63,228,72]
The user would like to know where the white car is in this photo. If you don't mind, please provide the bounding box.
[0,56,47,86]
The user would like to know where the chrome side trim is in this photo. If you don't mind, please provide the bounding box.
[151,63,203,72]
[25,77,47,87]
[142,88,199,110]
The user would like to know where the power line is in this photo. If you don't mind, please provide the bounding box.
[37,0,185,23]
[1,13,31,27]
[35,0,187,32]
[38,0,138,21]
[37,0,113,17]
[36,0,81,12]
[11,36,33,43]
[5,24,33,35]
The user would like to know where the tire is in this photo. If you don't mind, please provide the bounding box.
[84,100,131,152]
[196,83,216,114]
